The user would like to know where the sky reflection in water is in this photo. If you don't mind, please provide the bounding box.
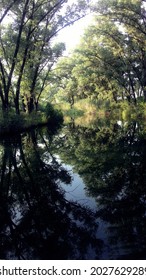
[0,119,146,259]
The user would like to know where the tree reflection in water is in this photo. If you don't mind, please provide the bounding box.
[1,119,146,260]
[56,120,146,259]
[0,127,102,260]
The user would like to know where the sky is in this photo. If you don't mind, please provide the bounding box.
[2,0,95,55]
[55,9,94,54]
[57,0,146,54]
[54,0,95,53]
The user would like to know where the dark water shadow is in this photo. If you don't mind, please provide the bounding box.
[0,126,102,260]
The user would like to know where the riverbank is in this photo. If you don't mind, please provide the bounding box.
[55,99,146,125]
[0,105,63,137]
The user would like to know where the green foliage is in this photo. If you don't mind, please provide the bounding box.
[0,111,24,135]
[0,104,64,135]
[65,108,84,118]
[0,0,90,114]
[45,103,63,125]
[50,0,146,112]
[1,0,146,121]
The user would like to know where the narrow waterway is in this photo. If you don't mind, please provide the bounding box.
[0,118,146,259]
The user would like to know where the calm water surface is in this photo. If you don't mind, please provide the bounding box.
[0,119,146,259]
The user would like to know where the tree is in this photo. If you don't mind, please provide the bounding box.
[48,56,79,106]
[0,0,90,114]
[52,0,146,105]
[94,0,146,101]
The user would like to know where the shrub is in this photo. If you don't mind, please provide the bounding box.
[45,103,63,125]
[0,112,25,135]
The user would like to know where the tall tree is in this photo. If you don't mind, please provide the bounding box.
[0,0,90,113]
[94,0,146,101]
[52,0,146,104]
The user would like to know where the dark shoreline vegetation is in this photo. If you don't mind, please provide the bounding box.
[1,99,145,141]
[0,104,63,137]
[1,99,146,137]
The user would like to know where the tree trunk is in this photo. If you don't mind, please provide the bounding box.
[0,85,7,110]
[70,95,74,109]
[14,97,20,115]
[35,100,38,111]
[113,92,117,103]
[5,0,30,111]
[28,97,34,114]
[144,89,146,102]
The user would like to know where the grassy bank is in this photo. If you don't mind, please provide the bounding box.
[0,104,63,136]
[55,99,146,125]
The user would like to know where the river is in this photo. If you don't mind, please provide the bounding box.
[0,118,146,259]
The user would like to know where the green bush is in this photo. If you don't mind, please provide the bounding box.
[66,108,84,117]
[0,112,25,135]
[0,105,63,136]
[45,103,63,124]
